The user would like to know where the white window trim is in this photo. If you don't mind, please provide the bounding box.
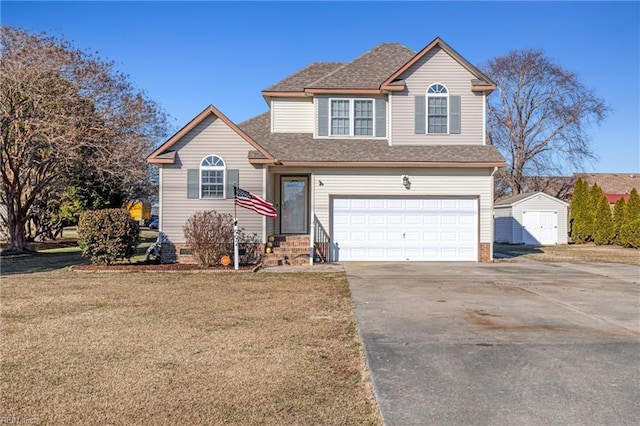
[328,98,377,138]
[426,83,449,135]
[199,155,226,199]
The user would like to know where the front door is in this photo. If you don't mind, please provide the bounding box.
[281,176,308,234]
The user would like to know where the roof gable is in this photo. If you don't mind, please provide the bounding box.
[147,105,273,164]
[495,191,569,207]
[262,37,492,95]
[381,37,495,92]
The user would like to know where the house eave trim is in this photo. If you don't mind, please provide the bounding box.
[304,88,382,95]
[261,91,307,98]
[275,161,506,168]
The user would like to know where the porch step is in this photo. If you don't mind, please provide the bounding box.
[264,235,311,266]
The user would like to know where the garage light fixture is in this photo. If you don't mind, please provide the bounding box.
[402,174,411,189]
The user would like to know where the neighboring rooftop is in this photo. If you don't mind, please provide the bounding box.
[574,173,639,195]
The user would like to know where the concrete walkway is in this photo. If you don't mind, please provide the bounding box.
[345,260,640,425]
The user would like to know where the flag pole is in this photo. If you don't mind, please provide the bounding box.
[233,184,239,270]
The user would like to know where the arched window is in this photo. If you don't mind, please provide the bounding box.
[427,83,448,134]
[200,155,225,198]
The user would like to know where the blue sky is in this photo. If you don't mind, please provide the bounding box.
[2,1,639,174]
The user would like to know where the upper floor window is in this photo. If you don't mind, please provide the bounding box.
[427,83,448,134]
[200,155,225,198]
[330,98,375,136]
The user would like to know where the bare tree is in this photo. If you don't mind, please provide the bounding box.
[485,49,608,196]
[0,26,168,251]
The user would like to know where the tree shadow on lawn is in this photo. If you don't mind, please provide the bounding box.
[1,233,157,276]
[493,243,545,258]
[1,249,88,275]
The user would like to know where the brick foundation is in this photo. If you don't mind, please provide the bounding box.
[479,243,491,262]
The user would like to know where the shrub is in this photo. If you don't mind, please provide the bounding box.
[183,211,234,267]
[237,229,263,266]
[77,209,140,264]
[183,211,264,267]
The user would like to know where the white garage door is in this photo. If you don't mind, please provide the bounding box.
[332,198,478,261]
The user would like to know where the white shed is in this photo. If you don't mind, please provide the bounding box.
[494,192,569,245]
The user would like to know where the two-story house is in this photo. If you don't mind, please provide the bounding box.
[148,37,506,264]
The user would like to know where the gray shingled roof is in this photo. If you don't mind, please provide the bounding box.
[495,192,540,206]
[307,43,416,90]
[264,62,344,92]
[239,112,505,165]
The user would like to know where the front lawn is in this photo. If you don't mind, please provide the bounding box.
[494,243,640,266]
[1,271,380,425]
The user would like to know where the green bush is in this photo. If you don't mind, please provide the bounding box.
[77,209,140,264]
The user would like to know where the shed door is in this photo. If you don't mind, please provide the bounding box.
[522,211,557,245]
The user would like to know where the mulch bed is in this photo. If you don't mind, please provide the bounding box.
[72,262,260,273]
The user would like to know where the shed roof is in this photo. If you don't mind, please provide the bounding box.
[495,191,569,207]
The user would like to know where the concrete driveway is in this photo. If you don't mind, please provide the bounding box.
[344,260,640,426]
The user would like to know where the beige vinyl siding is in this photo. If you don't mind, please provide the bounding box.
[160,115,264,244]
[269,167,494,245]
[391,46,484,145]
[271,98,314,133]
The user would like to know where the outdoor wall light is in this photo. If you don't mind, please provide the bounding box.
[402,174,411,189]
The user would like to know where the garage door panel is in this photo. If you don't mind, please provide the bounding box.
[333,197,478,261]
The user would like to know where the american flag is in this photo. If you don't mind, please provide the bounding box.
[234,187,277,218]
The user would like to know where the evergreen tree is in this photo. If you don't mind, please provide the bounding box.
[570,178,590,242]
[593,191,614,245]
[583,183,604,242]
[612,197,627,245]
[619,188,640,248]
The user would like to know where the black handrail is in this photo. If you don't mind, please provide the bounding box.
[313,215,330,262]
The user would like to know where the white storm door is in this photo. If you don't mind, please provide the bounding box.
[281,177,308,234]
